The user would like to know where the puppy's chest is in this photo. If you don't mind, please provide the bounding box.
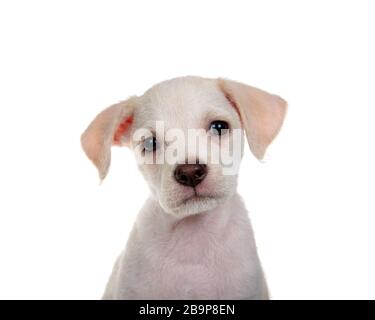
[140,229,253,299]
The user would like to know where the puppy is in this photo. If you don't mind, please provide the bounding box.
[81,76,287,299]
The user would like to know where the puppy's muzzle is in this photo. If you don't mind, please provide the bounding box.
[174,164,207,187]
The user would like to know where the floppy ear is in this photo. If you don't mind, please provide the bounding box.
[81,98,136,180]
[218,78,287,159]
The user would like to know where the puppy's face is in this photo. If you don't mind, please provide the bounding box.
[81,77,287,217]
[131,78,242,216]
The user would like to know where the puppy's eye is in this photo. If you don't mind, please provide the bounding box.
[209,121,229,136]
[143,136,158,152]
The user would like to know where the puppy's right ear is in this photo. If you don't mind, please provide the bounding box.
[81,98,136,180]
[218,79,287,160]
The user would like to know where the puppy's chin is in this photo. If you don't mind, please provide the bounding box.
[160,195,227,217]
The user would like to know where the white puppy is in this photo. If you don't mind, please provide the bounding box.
[81,76,287,299]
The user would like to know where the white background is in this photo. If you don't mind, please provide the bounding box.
[0,1,374,299]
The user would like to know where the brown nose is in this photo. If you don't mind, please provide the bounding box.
[174,164,208,187]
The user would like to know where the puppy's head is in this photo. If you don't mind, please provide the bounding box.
[81,77,287,217]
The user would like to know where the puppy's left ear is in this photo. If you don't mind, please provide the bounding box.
[218,78,287,159]
[81,98,136,180]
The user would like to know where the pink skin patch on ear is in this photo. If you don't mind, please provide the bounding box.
[113,116,133,145]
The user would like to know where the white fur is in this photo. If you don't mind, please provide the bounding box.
[103,194,268,299]
[81,76,287,299]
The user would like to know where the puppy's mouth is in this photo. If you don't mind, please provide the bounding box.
[181,193,215,205]
[163,185,226,216]
[179,188,217,205]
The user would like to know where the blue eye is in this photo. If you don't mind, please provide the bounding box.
[143,136,158,152]
[209,121,229,136]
